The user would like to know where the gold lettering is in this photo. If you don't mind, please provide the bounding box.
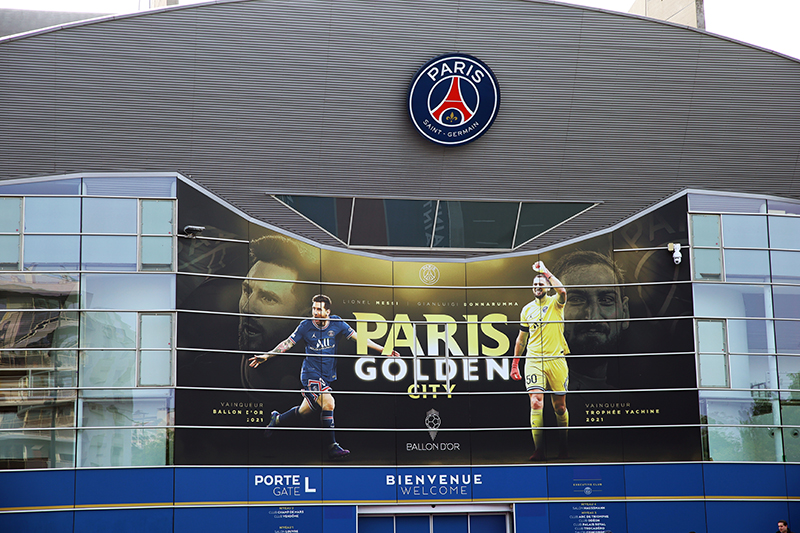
[353,312,388,354]
[481,313,510,355]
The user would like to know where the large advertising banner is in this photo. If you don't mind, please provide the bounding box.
[175,192,700,466]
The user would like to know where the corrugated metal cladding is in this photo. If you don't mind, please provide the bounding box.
[1,0,799,257]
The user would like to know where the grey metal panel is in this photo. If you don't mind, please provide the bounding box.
[0,9,111,38]
[1,0,799,259]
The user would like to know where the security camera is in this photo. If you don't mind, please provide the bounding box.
[668,243,682,265]
[183,225,205,237]
[673,248,682,265]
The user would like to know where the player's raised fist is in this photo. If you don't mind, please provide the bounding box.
[532,261,547,274]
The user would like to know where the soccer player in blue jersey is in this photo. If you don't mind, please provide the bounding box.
[248,294,398,459]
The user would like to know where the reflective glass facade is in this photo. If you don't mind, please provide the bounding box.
[689,194,800,463]
[0,176,176,469]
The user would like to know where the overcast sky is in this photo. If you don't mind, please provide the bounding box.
[568,0,800,60]
[1,0,798,60]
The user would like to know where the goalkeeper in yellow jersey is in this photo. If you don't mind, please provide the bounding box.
[511,260,570,461]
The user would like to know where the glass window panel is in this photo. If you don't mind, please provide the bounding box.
[82,198,137,234]
[140,315,172,349]
[515,202,592,247]
[83,177,176,198]
[383,199,437,247]
[79,350,136,388]
[433,514,468,533]
[702,390,780,423]
[768,200,800,216]
[721,214,768,248]
[0,429,76,469]
[23,235,80,271]
[728,319,775,354]
[141,200,174,235]
[772,286,800,319]
[139,351,172,386]
[434,201,516,248]
[348,198,389,246]
[0,375,75,407]
[81,236,137,271]
[80,312,136,349]
[690,214,720,246]
[697,320,725,352]
[78,393,173,466]
[79,394,173,428]
[770,251,800,284]
[775,320,800,355]
[724,249,770,282]
[729,354,778,390]
[693,284,772,318]
[0,235,20,269]
[692,248,722,280]
[0,273,79,309]
[699,354,728,387]
[78,427,171,467]
[359,516,394,533]
[141,236,173,270]
[12,369,76,396]
[689,194,765,214]
[707,426,783,462]
[470,515,506,533]
[53,351,79,386]
[0,401,74,428]
[0,311,78,349]
[781,400,800,462]
[0,178,81,195]
[53,317,80,349]
[768,216,800,249]
[275,195,352,242]
[81,274,175,310]
[0,197,21,232]
[778,356,800,390]
[397,515,430,533]
[23,197,81,233]
[0,350,77,376]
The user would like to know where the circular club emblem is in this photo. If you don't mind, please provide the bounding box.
[408,53,500,146]
[419,264,441,285]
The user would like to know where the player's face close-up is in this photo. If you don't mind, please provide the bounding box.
[779,523,788,533]
[562,264,629,354]
[238,261,302,351]
[532,275,548,298]
[312,301,331,324]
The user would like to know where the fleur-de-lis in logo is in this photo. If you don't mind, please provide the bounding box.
[444,111,459,123]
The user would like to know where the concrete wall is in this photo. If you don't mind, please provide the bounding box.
[629,0,705,28]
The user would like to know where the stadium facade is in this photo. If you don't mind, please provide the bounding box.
[1,1,799,532]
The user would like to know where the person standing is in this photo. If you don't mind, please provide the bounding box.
[511,261,570,460]
[248,294,398,459]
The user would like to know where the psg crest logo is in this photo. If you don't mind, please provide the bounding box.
[408,53,500,146]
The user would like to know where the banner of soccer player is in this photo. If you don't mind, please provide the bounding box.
[175,185,700,465]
